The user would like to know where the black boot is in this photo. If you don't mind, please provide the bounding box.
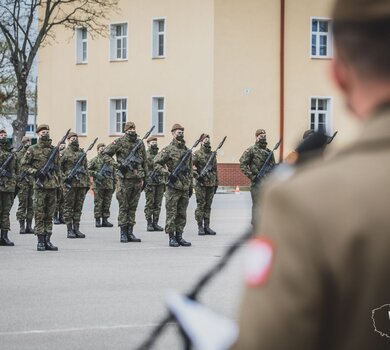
[153,220,164,231]
[204,220,216,235]
[37,234,45,251]
[102,218,113,227]
[147,220,155,231]
[19,220,26,234]
[197,222,205,235]
[176,232,191,247]
[120,226,129,243]
[25,219,34,234]
[95,218,102,228]
[59,215,66,224]
[0,229,14,246]
[45,233,58,251]
[67,223,77,238]
[127,225,141,242]
[73,222,85,238]
[53,212,61,225]
[169,232,179,247]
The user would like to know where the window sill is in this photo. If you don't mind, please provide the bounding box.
[310,56,333,60]
[151,133,165,137]
[109,134,124,137]
[78,134,87,137]
[76,62,88,65]
[152,56,166,60]
[109,59,128,62]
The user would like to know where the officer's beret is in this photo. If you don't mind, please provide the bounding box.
[97,143,106,150]
[171,123,184,132]
[36,124,50,133]
[200,133,210,141]
[67,131,78,139]
[0,129,6,134]
[255,129,266,137]
[21,136,31,143]
[303,129,314,139]
[147,136,157,143]
[124,121,136,131]
[332,0,390,23]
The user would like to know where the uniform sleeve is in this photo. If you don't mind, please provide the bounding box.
[21,147,36,175]
[192,152,200,178]
[232,184,323,350]
[154,148,170,176]
[88,158,98,177]
[140,143,147,179]
[239,148,254,180]
[103,140,119,158]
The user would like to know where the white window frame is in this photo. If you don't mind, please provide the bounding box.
[109,97,128,135]
[109,22,128,61]
[152,96,165,135]
[152,18,166,58]
[75,99,88,135]
[75,27,88,64]
[310,17,333,59]
[309,96,332,135]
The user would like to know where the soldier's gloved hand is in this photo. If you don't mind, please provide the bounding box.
[189,186,193,198]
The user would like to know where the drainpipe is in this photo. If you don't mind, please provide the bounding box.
[279,0,285,161]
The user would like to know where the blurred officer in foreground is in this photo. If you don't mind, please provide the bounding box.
[232,0,390,349]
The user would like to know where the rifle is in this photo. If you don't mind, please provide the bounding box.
[64,137,98,189]
[0,144,23,186]
[327,130,338,144]
[253,139,282,186]
[117,126,155,178]
[95,162,113,185]
[197,136,227,184]
[167,135,203,188]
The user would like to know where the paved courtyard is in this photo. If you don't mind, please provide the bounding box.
[0,190,252,350]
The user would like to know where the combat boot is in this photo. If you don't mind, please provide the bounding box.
[120,226,129,243]
[204,220,216,235]
[25,219,34,234]
[169,233,179,247]
[0,230,14,246]
[53,212,61,225]
[67,223,77,238]
[59,215,66,224]
[153,220,164,231]
[95,218,102,228]
[73,223,86,238]
[19,220,26,234]
[127,225,141,242]
[197,222,205,235]
[147,220,155,231]
[45,233,58,251]
[102,218,113,227]
[37,234,45,251]
[176,232,191,247]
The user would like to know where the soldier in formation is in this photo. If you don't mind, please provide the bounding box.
[53,142,66,225]
[144,136,165,232]
[88,143,115,228]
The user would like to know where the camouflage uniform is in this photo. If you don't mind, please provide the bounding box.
[239,140,275,225]
[154,138,193,245]
[88,152,116,225]
[0,140,17,246]
[53,146,65,224]
[144,146,165,230]
[193,143,218,235]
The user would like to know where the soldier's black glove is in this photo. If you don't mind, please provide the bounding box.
[189,186,193,198]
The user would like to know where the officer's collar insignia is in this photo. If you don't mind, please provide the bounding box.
[245,237,274,287]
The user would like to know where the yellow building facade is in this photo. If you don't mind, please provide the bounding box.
[38,0,359,185]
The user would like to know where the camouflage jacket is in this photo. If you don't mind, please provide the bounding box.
[60,144,90,188]
[0,143,17,192]
[21,139,60,189]
[16,147,33,187]
[88,153,116,190]
[239,142,275,184]
[154,138,193,191]
[193,145,218,187]
[145,147,165,186]
[103,135,147,180]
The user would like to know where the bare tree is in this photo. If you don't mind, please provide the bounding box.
[0,0,119,146]
[0,40,16,116]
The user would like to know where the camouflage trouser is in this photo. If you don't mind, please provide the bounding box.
[165,187,189,234]
[33,188,56,235]
[16,185,34,221]
[144,184,165,222]
[194,185,215,223]
[63,187,87,224]
[116,178,142,227]
[94,188,114,219]
[55,186,64,218]
[0,191,14,230]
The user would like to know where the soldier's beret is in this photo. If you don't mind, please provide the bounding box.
[171,123,184,132]
[147,136,158,143]
[333,0,390,23]
[97,143,106,150]
[124,121,136,131]
[21,136,31,143]
[303,129,314,139]
[255,129,266,137]
[67,131,78,139]
[0,129,6,134]
[36,124,49,133]
[200,133,210,141]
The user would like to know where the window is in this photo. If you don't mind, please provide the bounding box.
[76,100,88,135]
[110,23,128,60]
[311,18,332,58]
[152,97,165,134]
[76,27,88,63]
[152,19,165,58]
[26,123,35,133]
[110,98,127,134]
[310,98,331,134]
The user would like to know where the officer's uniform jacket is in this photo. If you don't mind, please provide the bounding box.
[0,144,17,192]
[193,145,218,187]
[145,147,165,186]
[60,144,90,188]
[233,104,390,350]
[88,154,116,190]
